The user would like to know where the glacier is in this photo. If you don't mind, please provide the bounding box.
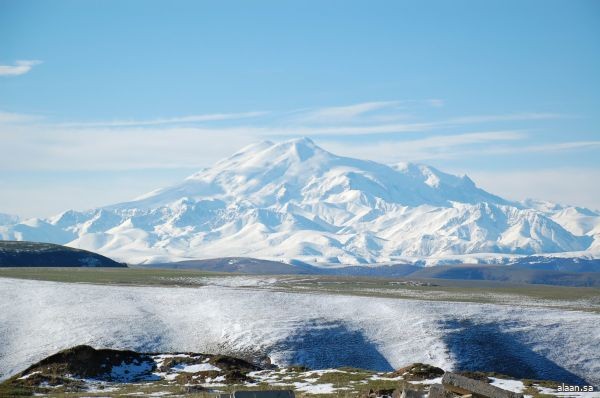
[1,137,599,265]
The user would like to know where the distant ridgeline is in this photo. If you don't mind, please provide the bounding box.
[0,241,126,267]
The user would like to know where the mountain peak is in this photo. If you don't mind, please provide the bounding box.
[287,136,317,147]
[3,138,597,265]
[217,137,324,166]
[271,137,323,161]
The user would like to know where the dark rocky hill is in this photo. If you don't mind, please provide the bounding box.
[0,240,125,267]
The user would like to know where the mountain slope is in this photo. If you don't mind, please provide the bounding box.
[0,213,19,226]
[0,138,597,265]
[0,240,125,267]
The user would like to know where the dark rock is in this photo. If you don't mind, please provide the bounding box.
[392,363,445,381]
[363,388,396,398]
[457,371,492,382]
[400,388,427,398]
[210,354,262,373]
[233,391,295,398]
[442,372,523,398]
[184,385,207,393]
[427,384,454,398]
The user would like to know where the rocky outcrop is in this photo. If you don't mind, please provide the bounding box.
[440,372,523,398]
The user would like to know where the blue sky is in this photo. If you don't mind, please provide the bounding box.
[1,0,599,217]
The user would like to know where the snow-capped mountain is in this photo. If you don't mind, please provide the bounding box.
[0,213,19,226]
[2,137,599,265]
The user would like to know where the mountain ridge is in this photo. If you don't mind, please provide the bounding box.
[1,138,599,265]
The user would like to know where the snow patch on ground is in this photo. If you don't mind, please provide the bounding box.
[198,276,280,288]
[110,360,154,382]
[411,377,443,385]
[293,382,336,394]
[172,363,221,373]
[0,277,599,388]
[536,386,599,397]
[489,377,526,393]
[17,371,40,380]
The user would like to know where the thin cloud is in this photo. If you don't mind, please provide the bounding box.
[427,99,445,107]
[0,102,584,172]
[61,111,268,128]
[296,99,445,124]
[0,111,41,124]
[444,140,600,158]
[0,125,263,171]
[299,101,401,123]
[448,112,564,124]
[276,112,563,136]
[0,60,42,76]
[2,103,565,138]
[321,134,600,164]
[421,138,600,160]
[322,131,526,163]
[468,168,600,211]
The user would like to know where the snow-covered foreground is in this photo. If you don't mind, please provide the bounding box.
[0,277,599,387]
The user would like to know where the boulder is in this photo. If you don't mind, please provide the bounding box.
[442,373,523,398]
[428,384,454,398]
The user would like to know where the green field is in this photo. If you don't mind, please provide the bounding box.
[1,267,599,312]
[0,267,226,286]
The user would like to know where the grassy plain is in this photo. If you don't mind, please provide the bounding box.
[1,267,598,312]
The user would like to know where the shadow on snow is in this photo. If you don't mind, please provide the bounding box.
[274,320,393,371]
[439,318,588,385]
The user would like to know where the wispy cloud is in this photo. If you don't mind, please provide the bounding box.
[11,126,594,172]
[1,100,598,214]
[276,112,563,136]
[0,102,588,172]
[0,111,41,124]
[332,135,600,164]
[468,168,600,211]
[448,112,565,124]
[0,60,42,76]
[0,125,262,171]
[0,101,565,137]
[322,131,526,163]
[427,99,445,107]
[295,99,444,124]
[60,111,268,128]
[474,140,600,156]
[298,101,401,123]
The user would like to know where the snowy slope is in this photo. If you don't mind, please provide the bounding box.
[1,278,598,385]
[1,138,597,264]
[520,199,600,258]
[0,213,19,226]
